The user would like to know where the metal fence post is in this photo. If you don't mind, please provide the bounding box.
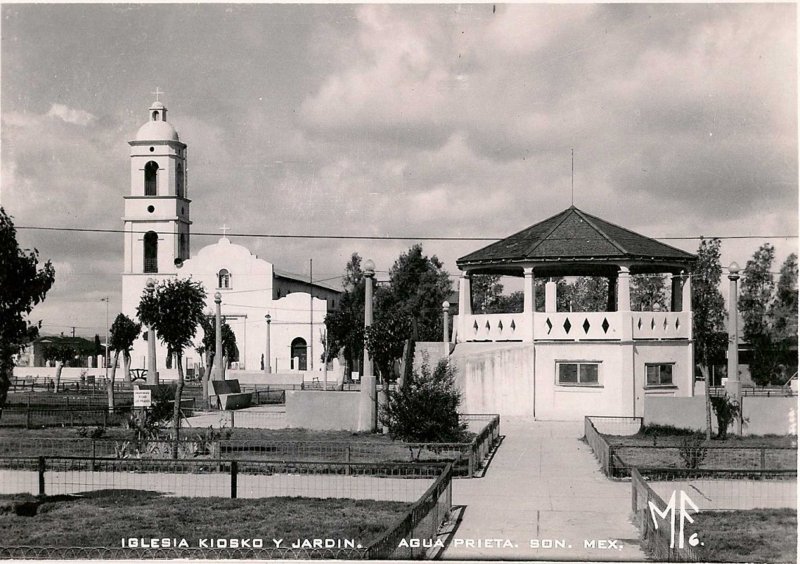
[230,411,235,429]
[468,445,475,477]
[38,456,46,496]
[92,440,97,471]
[345,446,351,475]
[760,448,766,474]
[230,460,238,499]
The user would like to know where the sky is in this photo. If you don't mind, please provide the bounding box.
[1,3,797,338]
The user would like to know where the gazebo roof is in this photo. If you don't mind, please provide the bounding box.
[457,206,696,270]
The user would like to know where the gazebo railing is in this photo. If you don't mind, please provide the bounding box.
[455,311,691,343]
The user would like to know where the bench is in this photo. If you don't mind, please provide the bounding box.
[211,379,252,410]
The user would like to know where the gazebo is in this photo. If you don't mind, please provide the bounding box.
[450,206,697,419]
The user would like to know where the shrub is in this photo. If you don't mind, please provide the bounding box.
[710,395,742,440]
[379,359,468,443]
[678,435,708,468]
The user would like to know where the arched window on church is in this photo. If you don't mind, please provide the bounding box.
[218,269,231,289]
[144,161,159,196]
[176,163,184,198]
[144,231,158,273]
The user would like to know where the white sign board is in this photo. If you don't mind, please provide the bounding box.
[351,371,360,381]
[133,389,152,407]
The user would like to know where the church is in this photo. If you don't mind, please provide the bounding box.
[120,97,341,377]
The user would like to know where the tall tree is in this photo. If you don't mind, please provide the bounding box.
[471,274,504,313]
[42,342,77,394]
[631,274,668,311]
[739,243,776,339]
[739,243,778,385]
[0,207,55,410]
[137,278,206,457]
[108,314,141,411]
[769,253,798,341]
[692,238,728,440]
[564,276,610,312]
[388,244,451,341]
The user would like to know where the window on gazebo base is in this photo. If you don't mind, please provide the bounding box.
[557,362,600,386]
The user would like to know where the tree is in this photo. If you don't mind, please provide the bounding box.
[108,313,141,411]
[631,274,668,311]
[563,276,609,312]
[387,244,451,341]
[739,243,775,339]
[692,238,728,440]
[196,314,238,408]
[137,278,207,457]
[380,358,468,444]
[739,243,778,385]
[42,342,77,393]
[0,207,55,410]
[364,313,413,382]
[471,274,504,313]
[769,253,798,342]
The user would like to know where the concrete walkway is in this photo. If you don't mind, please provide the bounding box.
[443,418,646,561]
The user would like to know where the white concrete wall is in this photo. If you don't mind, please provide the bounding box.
[450,339,692,420]
[533,342,632,420]
[645,396,798,436]
[451,343,535,416]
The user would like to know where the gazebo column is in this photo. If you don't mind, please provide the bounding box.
[617,266,631,312]
[545,278,557,313]
[523,267,535,342]
[607,274,618,312]
[458,273,472,342]
[670,274,682,312]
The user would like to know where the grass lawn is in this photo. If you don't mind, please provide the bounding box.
[602,427,797,470]
[0,489,409,550]
[690,508,797,563]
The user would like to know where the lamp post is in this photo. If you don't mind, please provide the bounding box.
[146,279,158,384]
[264,313,272,375]
[101,297,109,384]
[442,301,450,359]
[726,262,742,435]
[213,292,223,381]
[358,259,376,432]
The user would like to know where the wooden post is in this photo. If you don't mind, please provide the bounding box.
[230,460,238,499]
[345,446,351,476]
[38,457,46,496]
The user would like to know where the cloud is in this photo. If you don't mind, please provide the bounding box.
[46,103,97,126]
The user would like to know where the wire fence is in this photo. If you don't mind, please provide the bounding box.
[0,456,441,502]
[586,415,643,436]
[0,459,453,559]
[0,406,134,429]
[0,414,501,478]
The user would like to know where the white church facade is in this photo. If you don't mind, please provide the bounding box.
[121,98,340,377]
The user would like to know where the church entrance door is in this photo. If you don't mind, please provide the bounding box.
[291,337,308,371]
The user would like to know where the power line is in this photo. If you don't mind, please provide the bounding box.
[15,224,798,242]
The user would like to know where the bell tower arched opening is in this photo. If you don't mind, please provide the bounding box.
[144,161,159,196]
[143,231,158,273]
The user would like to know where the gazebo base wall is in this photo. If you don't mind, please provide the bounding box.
[455,311,691,343]
[450,340,693,420]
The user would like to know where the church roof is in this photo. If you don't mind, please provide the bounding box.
[274,269,343,294]
[457,206,696,269]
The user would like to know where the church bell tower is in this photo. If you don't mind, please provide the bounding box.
[122,94,190,278]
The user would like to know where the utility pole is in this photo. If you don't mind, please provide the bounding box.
[101,297,109,383]
[309,258,313,371]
